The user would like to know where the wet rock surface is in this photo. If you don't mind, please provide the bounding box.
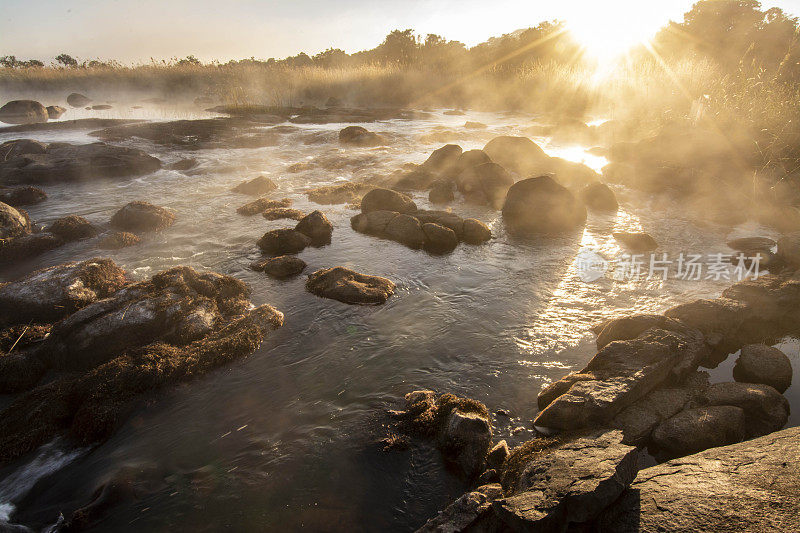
[257,228,311,255]
[0,140,162,184]
[98,231,141,250]
[262,207,305,221]
[251,255,307,279]
[236,197,292,216]
[599,427,800,532]
[651,405,747,460]
[338,125,385,146]
[306,267,395,305]
[231,175,277,196]
[360,188,417,214]
[294,210,333,246]
[48,215,99,241]
[0,186,47,206]
[110,201,176,233]
[305,182,372,205]
[416,484,503,533]
[502,176,587,235]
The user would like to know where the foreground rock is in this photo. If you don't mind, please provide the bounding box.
[306,267,395,305]
[0,265,284,462]
[704,381,789,438]
[251,255,307,279]
[110,201,175,233]
[0,100,49,124]
[493,430,641,531]
[0,258,127,327]
[502,176,586,235]
[231,175,277,195]
[599,427,800,532]
[734,343,793,392]
[0,140,162,184]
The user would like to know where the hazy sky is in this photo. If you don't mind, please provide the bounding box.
[2,0,800,63]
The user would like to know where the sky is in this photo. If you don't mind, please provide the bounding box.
[2,0,800,63]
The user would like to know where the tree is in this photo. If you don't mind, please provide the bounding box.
[377,29,419,65]
[0,55,18,68]
[55,53,78,67]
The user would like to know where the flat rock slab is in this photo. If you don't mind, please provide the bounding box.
[306,267,395,305]
[599,426,800,532]
[492,430,641,531]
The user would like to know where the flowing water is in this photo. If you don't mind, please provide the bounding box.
[0,104,798,531]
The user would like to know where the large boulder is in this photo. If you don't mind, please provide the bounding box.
[110,201,175,233]
[231,175,277,195]
[483,136,550,175]
[360,188,417,214]
[651,405,746,459]
[0,201,31,239]
[0,100,49,124]
[0,259,127,327]
[257,229,311,255]
[67,93,92,107]
[734,344,793,393]
[422,223,458,254]
[492,430,641,531]
[306,267,395,305]
[704,381,789,438]
[502,176,587,235]
[535,325,708,431]
[0,141,162,184]
[384,213,426,249]
[456,162,514,209]
[421,144,462,174]
[294,210,333,246]
[599,427,800,532]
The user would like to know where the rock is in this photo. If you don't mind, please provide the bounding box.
[325,96,342,107]
[0,267,284,460]
[48,215,99,241]
[535,326,708,431]
[231,175,277,195]
[294,210,333,246]
[451,149,492,176]
[598,426,800,532]
[415,210,465,238]
[456,162,514,209]
[461,218,491,245]
[428,179,455,204]
[651,405,746,459]
[580,181,618,211]
[46,105,66,119]
[0,100,49,124]
[594,314,682,350]
[361,188,417,214]
[502,176,586,235]
[444,110,466,116]
[262,207,305,221]
[483,136,550,175]
[237,197,292,216]
[338,125,384,146]
[90,104,112,110]
[442,408,493,477]
[0,258,127,327]
[0,233,63,263]
[257,229,311,255]
[777,232,800,267]
[167,158,197,171]
[392,168,436,191]
[251,255,306,279]
[0,141,162,184]
[422,223,458,254]
[0,186,47,206]
[0,139,47,159]
[0,202,31,239]
[416,484,503,533]
[486,440,509,470]
[705,381,789,438]
[306,182,371,205]
[98,231,140,250]
[385,214,426,249]
[613,232,658,252]
[110,201,175,233]
[727,236,776,253]
[306,267,395,305]
[492,430,641,531]
[421,144,462,175]
[67,93,92,107]
[465,121,487,129]
[351,210,398,236]
[733,344,793,393]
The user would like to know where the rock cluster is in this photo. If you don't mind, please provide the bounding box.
[257,210,334,255]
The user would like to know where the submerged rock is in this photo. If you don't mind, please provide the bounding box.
[502,176,586,235]
[613,231,658,252]
[306,267,395,305]
[257,228,311,255]
[599,427,800,532]
[294,210,333,246]
[237,197,292,216]
[251,255,307,279]
[734,344,793,393]
[262,207,305,221]
[360,188,417,214]
[110,201,175,233]
[0,100,49,124]
[0,258,127,327]
[0,185,47,206]
[48,215,99,241]
[231,175,277,195]
[338,125,385,146]
[0,141,162,184]
[98,231,141,250]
